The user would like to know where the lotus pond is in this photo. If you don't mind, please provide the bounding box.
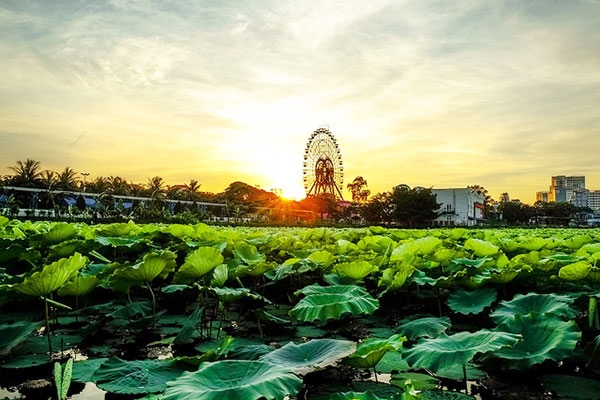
[2,217,600,399]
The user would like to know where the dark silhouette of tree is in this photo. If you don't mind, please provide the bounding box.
[56,167,80,191]
[7,159,42,187]
[391,185,440,227]
[360,191,394,225]
[347,176,370,204]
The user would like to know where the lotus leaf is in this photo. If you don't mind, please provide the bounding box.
[395,315,451,341]
[358,235,395,254]
[260,339,355,374]
[112,251,176,286]
[71,358,109,382]
[492,315,581,370]
[540,374,600,399]
[15,252,88,296]
[346,334,406,369]
[330,391,387,400]
[558,261,591,281]
[334,260,379,280]
[308,250,336,267]
[290,285,379,322]
[162,360,302,400]
[92,357,187,395]
[176,247,224,279]
[490,292,577,325]
[96,236,143,247]
[390,372,439,390]
[232,242,265,264]
[211,264,228,287]
[447,288,497,315]
[57,275,100,296]
[464,238,499,257]
[36,223,77,245]
[0,320,42,356]
[403,330,520,374]
[419,390,476,399]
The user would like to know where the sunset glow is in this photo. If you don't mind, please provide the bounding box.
[1,1,599,202]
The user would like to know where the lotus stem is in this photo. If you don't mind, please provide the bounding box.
[463,364,469,395]
[44,297,53,358]
[146,282,156,330]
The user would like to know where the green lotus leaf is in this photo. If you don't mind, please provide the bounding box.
[331,391,386,400]
[420,390,476,399]
[558,261,591,281]
[176,247,224,279]
[211,287,264,303]
[450,257,491,269]
[464,238,499,257]
[96,236,143,247]
[334,261,379,280]
[345,334,406,369]
[15,252,88,296]
[232,242,266,264]
[432,363,486,381]
[57,275,100,296]
[518,237,549,251]
[411,236,443,255]
[390,371,439,390]
[260,339,356,374]
[541,253,584,265]
[72,358,109,382]
[35,223,78,245]
[378,262,415,291]
[540,374,600,399]
[95,221,137,237]
[211,264,229,287]
[447,288,497,315]
[492,315,581,370]
[561,235,592,249]
[290,285,379,322]
[92,357,187,395]
[162,360,302,400]
[308,250,336,267]
[490,293,577,325]
[395,315,451,341]
[0,320,42,356]
[359,235,395,254]
[404,330,520,374]
[581,242,600,255]
[112,251,176,284]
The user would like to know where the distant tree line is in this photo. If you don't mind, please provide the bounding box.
[1,159,591,227]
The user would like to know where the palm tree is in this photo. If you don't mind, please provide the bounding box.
[86,176,110,194]
[7,159,42,187]
[146,176,166,199]
[184,179,202,201]
[106,176,131,196]
[56,167,80,191]
[39,170,57,190]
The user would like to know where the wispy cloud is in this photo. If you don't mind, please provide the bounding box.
[1,0,598,199]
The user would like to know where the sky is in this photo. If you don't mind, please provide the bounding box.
[1,0,599,203]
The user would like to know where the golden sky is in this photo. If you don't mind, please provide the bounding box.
[1,1,599,202]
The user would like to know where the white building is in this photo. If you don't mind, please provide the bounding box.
[431,188,485,227]
[588,190,600,211]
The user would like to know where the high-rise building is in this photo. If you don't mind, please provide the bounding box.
[588,190,600,211]
[536,191,549,203]
[549,175,586,202]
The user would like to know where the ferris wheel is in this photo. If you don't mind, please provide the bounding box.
[303,127,344,199]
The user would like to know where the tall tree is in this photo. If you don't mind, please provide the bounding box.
[106,176,131,196]
[7,159,42,187]
[391,185,440,227]
[184,179,202,201]
[86,176,110,194]
[360,191,394,225]
[146,176,166,199]
[347,176,371,204]
[55,167,80,191]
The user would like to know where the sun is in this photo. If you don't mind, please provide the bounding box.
[273,183,306,201]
